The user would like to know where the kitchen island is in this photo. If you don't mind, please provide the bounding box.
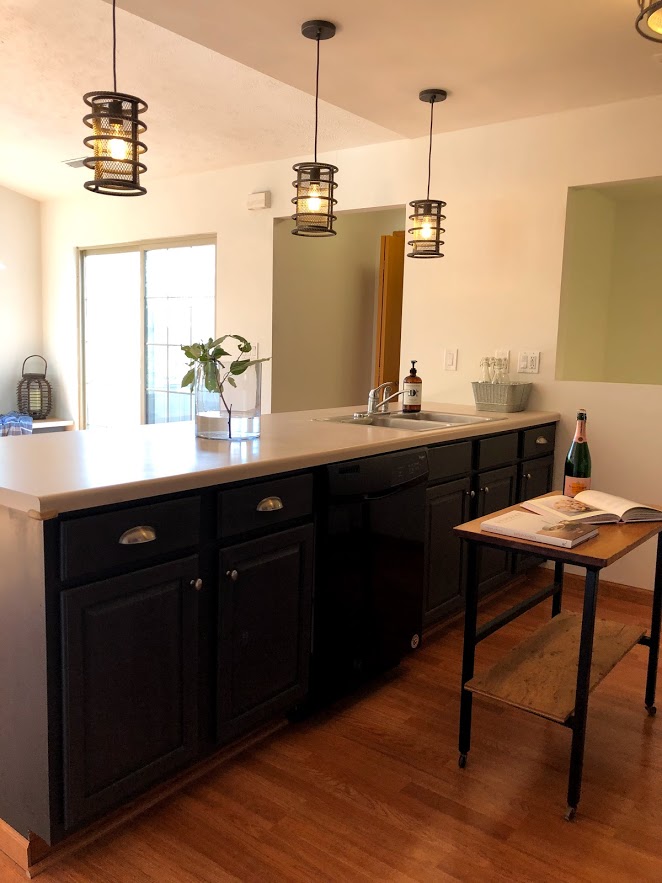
[0,403,559,872]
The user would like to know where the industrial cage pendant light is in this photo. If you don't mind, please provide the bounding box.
[636,0,662,40]
[82,0,148,195]
[407,89,447,259]
[291,20,338,236]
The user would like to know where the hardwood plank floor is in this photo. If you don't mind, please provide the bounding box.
[3,570,662,882]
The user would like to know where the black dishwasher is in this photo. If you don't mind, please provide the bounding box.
[309,447,429,703]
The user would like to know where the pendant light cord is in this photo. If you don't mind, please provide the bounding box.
[426,96,435,201]
[313,31,321,163]
[112,0,118,92]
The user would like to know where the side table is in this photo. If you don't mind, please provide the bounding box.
[453,504,662,820]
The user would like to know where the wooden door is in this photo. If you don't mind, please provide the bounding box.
[373,230,405,387]
[424,476,471,627]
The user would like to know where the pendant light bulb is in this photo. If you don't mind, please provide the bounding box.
[636,1,662,40]
[407,89,448,259]
[82,0,148,195]
[291,20,338,236]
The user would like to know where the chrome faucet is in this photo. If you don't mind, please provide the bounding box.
[367,381,406,414]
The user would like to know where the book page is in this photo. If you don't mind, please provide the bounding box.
[575,490,646,519]
[522,494,613,523]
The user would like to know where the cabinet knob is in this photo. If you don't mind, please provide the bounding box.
[190,578,203,591]
[535,436,549,445]
[257,496,284,512]
[523,472,532,481]
[226,569,239,582]
[482,486,490,494]
[465,489,476,498]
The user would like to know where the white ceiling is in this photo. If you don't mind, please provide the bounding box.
[2,0,662,201]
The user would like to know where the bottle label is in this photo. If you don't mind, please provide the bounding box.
[404,384,421,403]
[563,476,591,497]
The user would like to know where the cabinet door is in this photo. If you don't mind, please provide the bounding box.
[424,477,471,627]
[61,556,200,829]
[476,465,517,595]
[218,524,313,740]
[515,455,555,573]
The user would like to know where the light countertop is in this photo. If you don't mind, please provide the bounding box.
[0,403,559,516]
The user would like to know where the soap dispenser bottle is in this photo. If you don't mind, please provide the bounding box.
[403,360,422,412]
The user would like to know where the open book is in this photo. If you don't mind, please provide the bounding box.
[522,491,662,524]
[482,510,598,548]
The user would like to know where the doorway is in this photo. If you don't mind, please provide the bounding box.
[271,207,405,413]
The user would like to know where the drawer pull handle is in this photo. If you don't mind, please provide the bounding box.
[190,578,203,591]
[256,496,284,512]
[465,489,476,498]
[535,436,549,445]
[226,569,239,582]
[119,525,156,545]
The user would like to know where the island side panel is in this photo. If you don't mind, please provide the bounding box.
[0,506,51,841]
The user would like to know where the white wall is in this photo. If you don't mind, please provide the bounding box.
[42,92,662,588]
[272,207,405,413]
[0,185,42,413]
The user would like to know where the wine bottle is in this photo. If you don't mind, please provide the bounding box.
[563,409,591,497]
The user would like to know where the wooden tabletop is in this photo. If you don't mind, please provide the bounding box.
[453,500,662,569]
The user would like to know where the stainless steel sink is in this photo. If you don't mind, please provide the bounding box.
[317,410,503,431]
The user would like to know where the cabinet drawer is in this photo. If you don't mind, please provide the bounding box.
[476,432,518,471]
[60,496,201,582]
[218,473,313,539]
[521,424,556,459]
[427,442,472,484]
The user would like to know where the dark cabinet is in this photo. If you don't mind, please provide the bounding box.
[60,556,200,829]
[515,454,555,573]
[217,524,313,740]
[423,477,471,625]
[475,464,518,595]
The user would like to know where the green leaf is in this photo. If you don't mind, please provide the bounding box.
[229,358,251,376]
[204,361,219,393]
[211,346,230,360]
[180,368,195,389]
[227,376,237,388]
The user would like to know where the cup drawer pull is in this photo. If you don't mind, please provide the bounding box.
[535,436,549,445]
[119,525,157,545]
[256,496,284,512]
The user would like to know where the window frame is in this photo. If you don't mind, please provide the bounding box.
[78,234,217,429]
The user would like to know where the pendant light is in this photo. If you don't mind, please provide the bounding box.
[636,1,662,40]
[82,0,148,196]
[291,20,338,236]
[407,89,447,259]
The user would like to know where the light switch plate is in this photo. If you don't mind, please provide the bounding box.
[444,348,458,371]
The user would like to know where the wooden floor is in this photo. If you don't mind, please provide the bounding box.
[3,570,662,883]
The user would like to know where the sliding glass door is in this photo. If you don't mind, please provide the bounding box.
[81,238,216,430]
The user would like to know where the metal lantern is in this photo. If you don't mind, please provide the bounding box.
[292,161,338,236]
[83,92,147,196]
[407,89,448,259]
[636,0,662,41]
[292,20,339,237]
[17,355,53,419]
[408,199,446,259]
[82,0,148,196]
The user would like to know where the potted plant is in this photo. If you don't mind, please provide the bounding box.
[181,335,269,440]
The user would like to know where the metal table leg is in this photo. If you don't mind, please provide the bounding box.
[645,535,662,715]
[458,544,480,768]
[565,566,600,820]
[552,560,564,617]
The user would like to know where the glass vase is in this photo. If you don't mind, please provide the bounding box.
[194,357,262,440]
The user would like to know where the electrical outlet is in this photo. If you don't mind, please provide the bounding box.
[518,351,541,373]
[444,348,458,371]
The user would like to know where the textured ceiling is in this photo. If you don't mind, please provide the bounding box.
[0,0,400,200]
[115,0,662,137]
[3,0,662,201]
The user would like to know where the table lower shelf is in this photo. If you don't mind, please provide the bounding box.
[466,611,645,724]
